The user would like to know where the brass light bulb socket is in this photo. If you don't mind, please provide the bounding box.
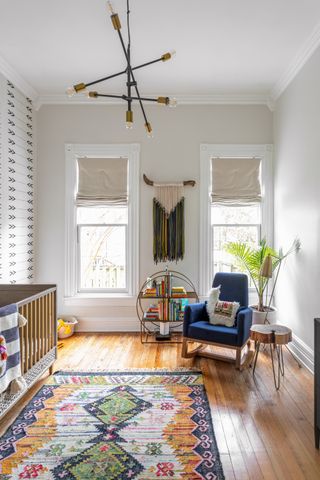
[157,97,170,105]
[145,122,152,133]
[88,91,98,98]
[161,52,172,62]
[111,13,122,30]
[126,111,133,123]
[74,83,86,92]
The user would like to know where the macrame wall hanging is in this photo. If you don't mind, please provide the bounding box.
[143,174,196,264]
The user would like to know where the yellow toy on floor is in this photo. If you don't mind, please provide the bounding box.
[57,317,78,339]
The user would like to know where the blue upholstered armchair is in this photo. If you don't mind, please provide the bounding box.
[182,272,253,370]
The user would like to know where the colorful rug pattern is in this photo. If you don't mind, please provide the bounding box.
[0,370,225,479]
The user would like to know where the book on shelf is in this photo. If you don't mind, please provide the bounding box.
[171,286,187,297]
[144,314,159,320]
[154,280,166,297]
[144,303,160,321]
[168,297,188,321]
[143,287,157,296]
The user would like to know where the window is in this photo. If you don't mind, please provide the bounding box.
[65,144,139,300]
[199,144,273,297]
[211,204,261,285]
[77,207,128,291]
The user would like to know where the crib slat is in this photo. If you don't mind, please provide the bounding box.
[41,296,44,359]
[28,302,32,371]
[19,313,24,373]
[44,294,47,355]
[25,305,29,372]
[20,305,26,373]
[49,292,53,350]
[37,296,41,362]
[31,300,35,368]
[52,292,55,348]
[44,295,47,355]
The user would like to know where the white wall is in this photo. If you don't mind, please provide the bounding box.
[36,104,272,330]
[274,45,320,362]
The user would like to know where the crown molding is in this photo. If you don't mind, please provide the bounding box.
[34,93,273,111]
[0,54,38,101]
[1,19,320,109]
[271,21,320,102]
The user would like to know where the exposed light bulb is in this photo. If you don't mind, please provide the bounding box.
[67,83,87,97]
[107,1,115,14]
[157,96,169,105]
[126,110,133,129]
[74,87,88,96]
[168,97,177,108]
[66,86,76,97]
[87,91,98,99]
[145,122,153,138]
[161,50,176,61]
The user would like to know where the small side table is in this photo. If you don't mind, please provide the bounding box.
[250,324,292,390]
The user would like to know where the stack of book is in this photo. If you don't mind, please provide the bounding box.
[143,287,157,297]
[171,286,187,297]
[144,304,160,320]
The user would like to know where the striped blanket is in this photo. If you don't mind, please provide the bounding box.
[0,303,27,395]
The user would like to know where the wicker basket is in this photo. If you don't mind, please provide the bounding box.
[57,316,78,339]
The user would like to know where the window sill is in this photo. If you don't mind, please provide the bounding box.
[63,294,136,307]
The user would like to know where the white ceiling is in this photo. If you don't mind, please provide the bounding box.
[1,0,320,104]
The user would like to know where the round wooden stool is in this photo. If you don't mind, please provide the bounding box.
[250,324,292,390]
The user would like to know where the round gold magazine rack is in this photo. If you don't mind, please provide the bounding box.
[136,269,199,344]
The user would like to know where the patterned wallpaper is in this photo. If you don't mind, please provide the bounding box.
[0,74,34,283]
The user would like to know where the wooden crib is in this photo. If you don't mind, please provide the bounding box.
[0,284,57,419]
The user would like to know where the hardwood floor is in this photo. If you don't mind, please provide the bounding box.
[1,333,319,479]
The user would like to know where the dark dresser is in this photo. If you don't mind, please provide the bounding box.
[315,318,320,448]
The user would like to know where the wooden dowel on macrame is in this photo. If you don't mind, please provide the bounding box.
[143,173,195,187]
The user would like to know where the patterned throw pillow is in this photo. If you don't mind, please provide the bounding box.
[209,300,240,327]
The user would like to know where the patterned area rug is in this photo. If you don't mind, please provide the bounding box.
[0,370,225,479]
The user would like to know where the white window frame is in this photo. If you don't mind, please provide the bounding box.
[65,143,140,304]
[199,144,273,298]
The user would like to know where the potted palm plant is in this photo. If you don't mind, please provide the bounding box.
[225,238,300,324]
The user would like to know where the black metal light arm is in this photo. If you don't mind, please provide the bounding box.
[92,93,169,104]
[89,93,127,100]
[75,55,170,92]
[133,56,170,70]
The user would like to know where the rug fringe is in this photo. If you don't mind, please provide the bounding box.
[53,367,202,374]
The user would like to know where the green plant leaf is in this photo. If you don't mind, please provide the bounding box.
[224,237,300,310]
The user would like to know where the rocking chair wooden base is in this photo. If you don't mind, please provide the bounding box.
[182,337,253,371]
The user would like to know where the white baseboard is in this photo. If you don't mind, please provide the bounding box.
[76,317,140,332]
[287,333,314,374]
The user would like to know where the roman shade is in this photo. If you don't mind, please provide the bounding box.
[76,157,128,206]
[211,157,261,205]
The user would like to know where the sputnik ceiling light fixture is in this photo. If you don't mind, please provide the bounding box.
[66,0,177,137]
